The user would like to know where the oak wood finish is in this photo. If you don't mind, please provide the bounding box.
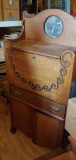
[35,147,64,160]
[7,9,76,81]
[68,136,76,156]
[4,9,76,150]
[4,41,75,106]
[35,151,76,160]
[23,9,76,48]
[32,110,64,149]
[10,85,65,120]
[0,112,50,160]
[10,97,33,138]
[49,151,76,160]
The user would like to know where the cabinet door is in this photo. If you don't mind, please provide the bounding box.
[10,97,33,138]
[32,110,64,149]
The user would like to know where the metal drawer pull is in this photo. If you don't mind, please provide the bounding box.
[14,91,22,96]
[49,105,60,112]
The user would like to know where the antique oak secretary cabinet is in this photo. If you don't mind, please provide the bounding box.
[4,9,76,149]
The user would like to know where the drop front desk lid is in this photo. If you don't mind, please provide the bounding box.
[12,40,76,58]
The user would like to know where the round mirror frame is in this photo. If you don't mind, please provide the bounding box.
[44,16,63,38]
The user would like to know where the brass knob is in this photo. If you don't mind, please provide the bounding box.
[14,90,22,96]
[49,105,60,112]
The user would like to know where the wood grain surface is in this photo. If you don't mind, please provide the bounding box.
[50,151,76,160]
[0,112,50,160]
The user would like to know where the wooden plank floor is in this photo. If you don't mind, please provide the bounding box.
[0,112,50,160]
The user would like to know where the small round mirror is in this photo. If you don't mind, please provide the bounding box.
[44,16,63,38]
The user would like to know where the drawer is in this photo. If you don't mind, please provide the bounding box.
[10,85,65,120]
[9,84,36,106]
[34,95,65,120]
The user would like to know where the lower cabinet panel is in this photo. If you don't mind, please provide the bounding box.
[10,97,64,149]
[10,97,33,138]
[32,110,64,149]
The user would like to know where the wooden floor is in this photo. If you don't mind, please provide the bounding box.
[0,111,50,160]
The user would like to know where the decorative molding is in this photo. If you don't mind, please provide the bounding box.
[5,40,72,92]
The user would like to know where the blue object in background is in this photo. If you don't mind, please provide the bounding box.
[8,16,15,21]
[69,82,76,98]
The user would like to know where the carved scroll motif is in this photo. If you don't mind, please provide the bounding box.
[5,41,72,92]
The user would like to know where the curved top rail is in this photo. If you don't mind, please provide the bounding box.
[23,9,76,47]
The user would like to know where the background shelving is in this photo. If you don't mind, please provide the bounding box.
[0,21,22,27]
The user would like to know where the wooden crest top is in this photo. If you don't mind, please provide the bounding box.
[22,9,76,47]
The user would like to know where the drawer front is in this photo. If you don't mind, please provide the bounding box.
[34,95,65,120]
[10,85,36,106]
[10,85,65,120]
